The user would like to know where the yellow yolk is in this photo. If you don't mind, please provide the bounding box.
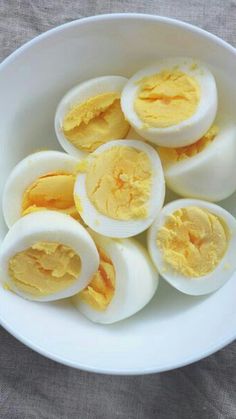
[85,146,152,220]
[158,125,219,167]
[157,207,228,278]
[79,246,115,310]
[62,92,130,152]
[134,69,200,128]
[8,242,81,296]
[22,172,80,220]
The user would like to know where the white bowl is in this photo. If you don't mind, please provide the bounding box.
[1,13,236,375]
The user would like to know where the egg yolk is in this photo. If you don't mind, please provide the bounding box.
[157,206,228,278]
[157,125,219,167]
[85,146,152,220]
[134,69,200,128]
[21,171,80,220]
[62,92,130,152]
[8,242,81,296]
[79,246,115,310]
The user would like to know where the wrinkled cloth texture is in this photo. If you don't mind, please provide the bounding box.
[1,1,236,418]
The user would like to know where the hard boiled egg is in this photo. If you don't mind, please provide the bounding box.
[121,57,217,147]
[55,76,130,159]
[0,211,99,302]
[157,116,236,201]
[73,230,158,324]
[74,139,165,238]
[2,150,79,228]
[148,199,236,295]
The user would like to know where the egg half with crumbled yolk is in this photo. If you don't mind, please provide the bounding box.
[2,151,82,228]
[148,199,236,295]
[73,230,158,324]
[74,139,165,238]
[55,76,131,159]
[0,211,99,302]
[157,116,236,201]
[121,57,217,147]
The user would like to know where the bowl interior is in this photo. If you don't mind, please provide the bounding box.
[0,14,236,374]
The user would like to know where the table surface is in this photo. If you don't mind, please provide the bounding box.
[1,1,236,418]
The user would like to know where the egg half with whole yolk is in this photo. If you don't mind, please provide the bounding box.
[157,116,236,201]
[73,230,158,324]
[121,57,217,147]
[74,139,165,238]
[2,150,81,228]
[0,211,99,302]
[148,199,236,295]
[55,76,131,159]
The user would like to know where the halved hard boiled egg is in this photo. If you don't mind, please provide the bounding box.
[148,199,236,295]
[2,150,79,228]
[73,230,158,324]
[157,116,236,201]
[74,139,165,238]
[0,211,99,302]
[121,57,217,147]
[55,76,130,159]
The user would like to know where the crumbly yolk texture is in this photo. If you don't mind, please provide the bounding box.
[62,92,130,152]
[85,146,152,220]
[158,125,219,167]
[8,242,81,296]
[134,69,200,128]
[157,207,228,278]
[22,172,80,220]
[79,246,115,310]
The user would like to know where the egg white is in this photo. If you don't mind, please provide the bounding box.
[73,231,159,324]
[148,199,236,295]
[0,211,99,302]
[121,57,217,147]
[55,75,129,159]
[2,150,78,228]
[161,116,236,201]
[74,139,165,238]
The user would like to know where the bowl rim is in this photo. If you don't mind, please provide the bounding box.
[0,12,236,375]
[1,12,235,71]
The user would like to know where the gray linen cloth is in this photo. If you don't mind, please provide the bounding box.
[1,1,236,418]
